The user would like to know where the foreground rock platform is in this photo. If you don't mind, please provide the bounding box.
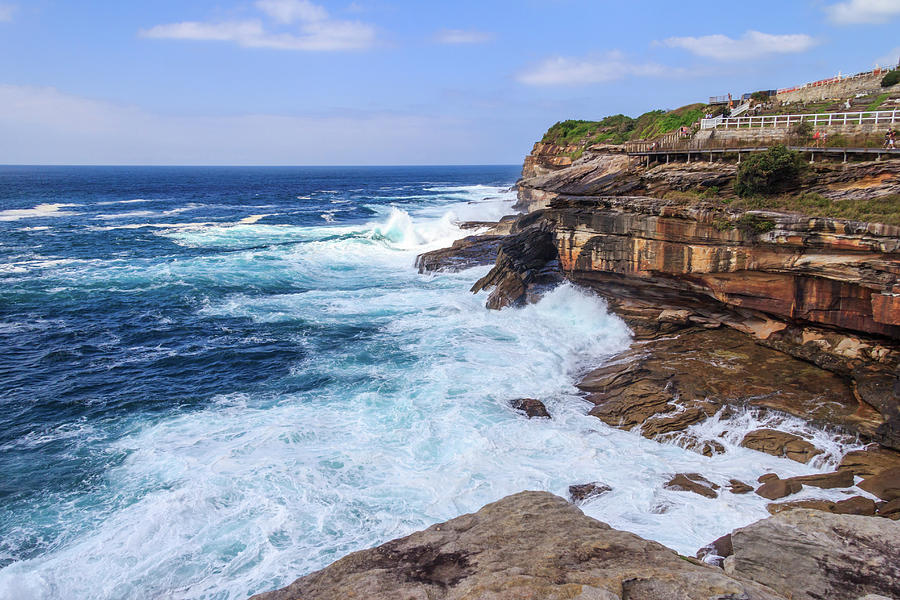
[251,491,784,600]
[252,492,900,600]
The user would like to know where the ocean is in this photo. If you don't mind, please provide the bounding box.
[0,166,860,599]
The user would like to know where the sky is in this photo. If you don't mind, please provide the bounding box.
[0,0,898,165]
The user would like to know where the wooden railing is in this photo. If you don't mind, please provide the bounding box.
[701,110,899,130]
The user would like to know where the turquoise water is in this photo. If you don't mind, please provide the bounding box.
[0,166,859,599]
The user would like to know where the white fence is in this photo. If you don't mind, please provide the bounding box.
[701,110,899,130]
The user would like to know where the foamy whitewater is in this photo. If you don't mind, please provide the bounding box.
[0,166,867,599]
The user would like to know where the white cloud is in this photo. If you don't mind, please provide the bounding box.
[256,0,327,24]
[0,4,15,22]
[516,51,667,86]
[0,84,499,165]
[826,0,900,24]
[661,30,815,61]
[140,0,375,51]
[433,29,494,45]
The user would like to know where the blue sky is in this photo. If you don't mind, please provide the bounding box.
[1,0,898,165]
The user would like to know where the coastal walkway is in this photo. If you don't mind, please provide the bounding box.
[700,109,899,130]
[626,145,900,164]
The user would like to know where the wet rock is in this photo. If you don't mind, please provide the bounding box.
[838,446,900,478]
[415,235,505,273]
[784,470,854,489]
[767,496,877,516]
[664,473,719,499]
[470,220,562,310]
[568,482,612,504]
[728,479,754,494]
[858,466,900,501]
[757,473,779,484]
[755,477,803,500]
[510,398,550,419]
[696,533,733,567]
[251,491,785,600]
[727,508,900,600]
[741,429,823,464]
[683,437,725,457]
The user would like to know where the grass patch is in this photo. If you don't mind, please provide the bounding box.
[728,192,900,226]
[866,93,889,111]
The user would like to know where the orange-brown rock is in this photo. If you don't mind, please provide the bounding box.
[858,466,900,501]
[756,477,803,500]
[741,430,823,464]
[767,496,877,517]
[664,473,719,499]
[838,446,900,478]
[784,470,854,489]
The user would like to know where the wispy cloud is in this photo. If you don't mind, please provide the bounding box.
[0,84,496,165]
[433,29,494,45]
[140,0,376,52]
[516,51,667,86]
[825,0,900,24]
[661,30,816,61]
[0,3,16,22]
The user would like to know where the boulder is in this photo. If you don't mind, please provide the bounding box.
[664,473,719,499]
[726,508,900,600]
[510,398,550,419]
[784,470,854,489]
[858,466,900,501]
[740,429,823,464]
[755,478,803,500]
[568,482,612,504]
[251,491,786,600]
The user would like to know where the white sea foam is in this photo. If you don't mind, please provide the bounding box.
[0,203,77,222]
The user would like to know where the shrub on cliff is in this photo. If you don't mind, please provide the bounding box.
[734,145,805,197]
[881,69,900,88]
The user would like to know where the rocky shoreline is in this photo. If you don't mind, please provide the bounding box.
[252,147,900,598]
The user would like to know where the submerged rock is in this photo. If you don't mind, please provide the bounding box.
[568,482,612,504]
[726,508,900,600]
[251,491,785,600]
[510,398,550,419]
[728,479,754,494]
[664,473,719,499]
[696,533,733,567]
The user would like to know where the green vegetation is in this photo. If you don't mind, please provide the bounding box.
[881,69,900,88]
[729,192,900,226]
[540,104,707,147]
[866,93,889,110]
[734,145,806,197]
[736,213,776,233]
[790,121,813,143]
[750,91,769,102]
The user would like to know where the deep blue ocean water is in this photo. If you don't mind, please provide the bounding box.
[0,166,854,599]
